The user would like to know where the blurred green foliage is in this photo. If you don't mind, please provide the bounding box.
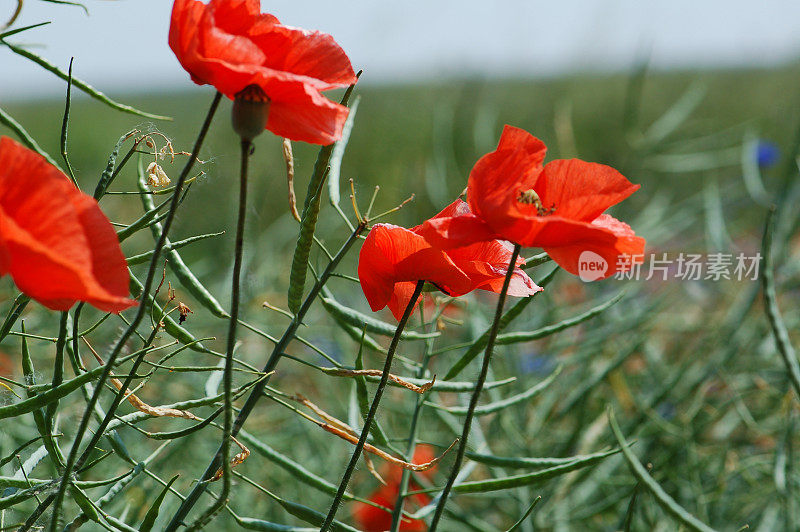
[2,63,800,530]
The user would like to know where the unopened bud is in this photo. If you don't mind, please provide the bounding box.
[232,84,270,141]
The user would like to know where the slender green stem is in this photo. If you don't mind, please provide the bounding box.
[429,244,522,531]
[45,312,69,429]
[60,58,77,187]
[390,301,436,531]
[761,207,800,399]
[164,221,368,531]
[45,91,221,532]
[190,139,252,527]
[320,280,426,531]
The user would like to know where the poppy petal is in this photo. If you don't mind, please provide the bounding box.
[0,137,136,312]
[265,79,350,145]
[447,241,542,297]
[419,211,498,250]
[169,0,355,144]
[358,224,472,320]
[252,25,356,89]
[542,214,645,279]
[467,125,547,228]
[536,159,640,222]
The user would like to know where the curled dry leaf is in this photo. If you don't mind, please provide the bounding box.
[210,436,251,482]
[292,393,385,483]
[321,368,436,394]
[290,394,457,472]
[84,339,199,421]
[283,138,301,222]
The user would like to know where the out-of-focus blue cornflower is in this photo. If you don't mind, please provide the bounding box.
[656,401,677,420]
[519,352,554,376]
[755,140,779,168]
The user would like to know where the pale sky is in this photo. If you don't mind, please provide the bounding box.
[1,0,799,100]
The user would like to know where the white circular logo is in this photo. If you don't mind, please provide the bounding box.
[578,251,607,282]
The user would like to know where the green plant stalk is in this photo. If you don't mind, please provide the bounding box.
[320,279,426,531]
[44,91,221,532]
[390,301,438,531]
[60,58,77,187]
[761,207,800,398]
[191,139,252,526]
[164,220,368,531]
[429,244,522,531]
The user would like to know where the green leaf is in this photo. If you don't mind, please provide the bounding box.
[417,446,620,494]
[71,485,100,523]
[466,447,621,469]
[0,21,50,40]
[94,130,137,199]
[140,474,180,532]
[505,496,541,532]
[328,96,360,206]
[1,40,171,120]
[608,408,718,532]
[320,287,439,340]
[495,291,624,346]
[428,365,561,416]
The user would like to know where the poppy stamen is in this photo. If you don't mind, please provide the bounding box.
[517,189,556,216]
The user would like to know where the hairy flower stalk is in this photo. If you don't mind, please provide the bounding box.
[191,134,253,526]
[389,307,438,531]
[45,92,222,531]
[165,222,368,530]
[320,279,427,531]
[429,244,522,531]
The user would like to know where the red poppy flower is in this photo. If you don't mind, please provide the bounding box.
[358,199,541,320]
[352,446,437,532]
[169,0,357,145]
[420,126,645,279]
[0,137,136,313]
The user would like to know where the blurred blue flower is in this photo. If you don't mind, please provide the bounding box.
[755,140,779,168]
[519,352,554,376]
[656,401,676,420]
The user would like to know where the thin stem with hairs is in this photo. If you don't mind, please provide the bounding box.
[428,243,522,531]
[320,279,426,531]
[44,91,222,532]
[189,138,252,527]
[389,301,437,531]
[164,220,368,531]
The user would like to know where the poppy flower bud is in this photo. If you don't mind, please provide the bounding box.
[232,85,270,141]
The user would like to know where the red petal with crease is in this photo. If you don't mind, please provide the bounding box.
[536,159,640,222]
[0,137,136,312]
[169,0,356,144]
[419,126,645,282]
[359,202,541,320]
[357,224,473,320]
[542,214,646,279]
[467,125,547,228]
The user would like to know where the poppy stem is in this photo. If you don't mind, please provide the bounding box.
[164,221,368,531]
[320,279,426,532]
[191,138,252,526]
[389,304,438,531]
[45,91,222,532]
[428,243,522,532]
